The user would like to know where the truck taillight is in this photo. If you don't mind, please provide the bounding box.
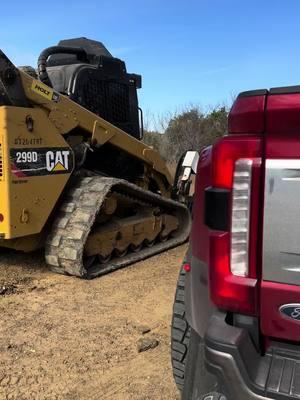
[231,159,252,277]
[208,136,262,315]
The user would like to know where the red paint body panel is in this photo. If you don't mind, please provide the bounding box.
[267,93,300,134]
[265,133,300,159]
[228,95,266,134]
[192,88,300,344]
[261,96,300,341]
[261,281,300,342]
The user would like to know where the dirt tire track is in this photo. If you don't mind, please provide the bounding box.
[0,245,187,400]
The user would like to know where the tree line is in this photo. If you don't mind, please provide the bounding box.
[143,106,228,164]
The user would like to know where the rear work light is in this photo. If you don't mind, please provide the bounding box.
[208,136,262,315]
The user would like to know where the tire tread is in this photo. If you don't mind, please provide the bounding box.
[171,266,191,391]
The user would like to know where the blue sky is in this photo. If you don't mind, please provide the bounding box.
[1,0,300,117]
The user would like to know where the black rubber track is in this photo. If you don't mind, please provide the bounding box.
[45,176,191,278]
[201,393,227,400]
[171,266,191,392]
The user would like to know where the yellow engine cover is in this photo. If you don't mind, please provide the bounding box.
[0,106,73,239]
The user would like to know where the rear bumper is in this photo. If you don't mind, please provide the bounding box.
[204,311,300,400]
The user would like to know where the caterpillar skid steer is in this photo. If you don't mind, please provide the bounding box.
[0,37,191,278]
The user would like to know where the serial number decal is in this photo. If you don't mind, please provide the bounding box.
[14,137,43,146]
[31,81,60,103]
[10,147,74,177]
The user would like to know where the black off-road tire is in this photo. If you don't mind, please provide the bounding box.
[171,268,223,398]
[171,266,191,391]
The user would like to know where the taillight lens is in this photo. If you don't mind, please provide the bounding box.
[231,159,252,277]
[208,136,262,315]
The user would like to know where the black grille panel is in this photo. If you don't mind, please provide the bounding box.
[79,79,129,124]
[108,82,129,122]
[69,64,140,139]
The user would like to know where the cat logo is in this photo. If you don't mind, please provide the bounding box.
[10,147,73,177]
[46,150,70,172]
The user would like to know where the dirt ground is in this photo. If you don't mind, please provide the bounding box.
[0,244,187,400]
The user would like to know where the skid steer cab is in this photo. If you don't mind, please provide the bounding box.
[172,86,300,399]
[173,151,199,210]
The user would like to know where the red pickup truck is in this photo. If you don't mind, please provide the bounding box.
[171,86,300,400]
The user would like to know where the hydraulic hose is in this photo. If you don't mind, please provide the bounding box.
[37,46,88,87]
